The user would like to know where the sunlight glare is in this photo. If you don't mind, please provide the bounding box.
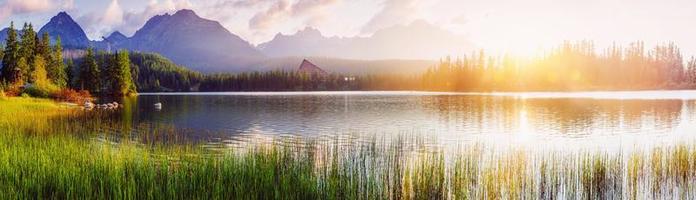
[517,106,533,144]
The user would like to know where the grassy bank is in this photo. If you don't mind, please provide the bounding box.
[1,97,696,199]
[0,97,61,114]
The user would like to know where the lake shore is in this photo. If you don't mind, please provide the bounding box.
[1,97,696,198]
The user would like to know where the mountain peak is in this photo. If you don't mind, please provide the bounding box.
[105,31,127,42]
[56,11,70,18]
[110,31,125,36]
[38,11,89,48]
[173,9,198,18]
[297,27,322,37]
[49,11,77,24]
[124,8,264,72]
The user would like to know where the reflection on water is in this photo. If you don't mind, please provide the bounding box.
[100,91,696,152]
[8,92,696,198]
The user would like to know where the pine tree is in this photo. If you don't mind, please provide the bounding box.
[114,50,135,95]
[35,34,44,59]
[49,37,67,87]
[688,57,696,85]
[31,55,49,85]
[66,59,76,88]
[79,48,100,93]
[104,52,118,93]
[1,22,20,83]
[36,32,51,64]
[27,55,58,97]
[19,23,36,69]
[16,57,29,83]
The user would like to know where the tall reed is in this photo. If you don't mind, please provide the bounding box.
[2,97,696,199]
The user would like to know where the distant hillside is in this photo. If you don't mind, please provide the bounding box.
[258,20,475,60]
[129,53,203,92]
[70,52,202,92]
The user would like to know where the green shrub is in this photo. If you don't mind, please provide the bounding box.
[23,83,59,98]
[23,86,48,98]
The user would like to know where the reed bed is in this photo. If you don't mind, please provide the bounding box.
[2,97,696,199]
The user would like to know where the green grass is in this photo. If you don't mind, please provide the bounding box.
[0,97,60,113]
[1,97,696,199]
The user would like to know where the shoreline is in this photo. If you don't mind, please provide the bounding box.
[2,94,696,198]
[139,90,696,100]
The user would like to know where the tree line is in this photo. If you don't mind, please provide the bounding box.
[197,40,696,92]
[422,41,696,91]
[4,23,696,95]
[0,22,135,97]
[183,41,696,92]
[200,72,355,91]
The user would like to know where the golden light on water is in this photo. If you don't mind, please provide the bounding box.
[515,102,535,147]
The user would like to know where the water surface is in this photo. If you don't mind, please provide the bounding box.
[103,91,696,152]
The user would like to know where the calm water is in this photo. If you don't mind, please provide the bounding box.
[109,91,696,151]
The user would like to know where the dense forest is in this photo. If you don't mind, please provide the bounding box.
[0,22,135,98]
[422,41,696,91]
[3,23,696,95]
[69,52,203,92]
[197,72,423,91]
[0,22,207,98]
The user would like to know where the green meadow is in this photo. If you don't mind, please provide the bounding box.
[1,97,696,199]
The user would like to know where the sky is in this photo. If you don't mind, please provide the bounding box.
[2,0,696,57]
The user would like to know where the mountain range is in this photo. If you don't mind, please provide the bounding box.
[259,20,475,60]
[0,9,472,74]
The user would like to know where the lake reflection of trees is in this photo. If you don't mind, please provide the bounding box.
[421,96,690,136]
[110,95,696,143]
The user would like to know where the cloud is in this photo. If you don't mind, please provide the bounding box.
[102,0,124,25]
[200,0,273,25]
[0,0,62,22]
[451,14,468,25]
[249,0,339,30]
[360,0,422,34]
[3,0,53,13]
[215,0,274,9]
[61,0,75,10]
[117,0,191,34]
[249,0,290,30]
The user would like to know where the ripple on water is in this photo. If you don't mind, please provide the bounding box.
[87,91,696,153]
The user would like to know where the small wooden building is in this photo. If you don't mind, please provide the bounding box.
[297,59,329,76]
